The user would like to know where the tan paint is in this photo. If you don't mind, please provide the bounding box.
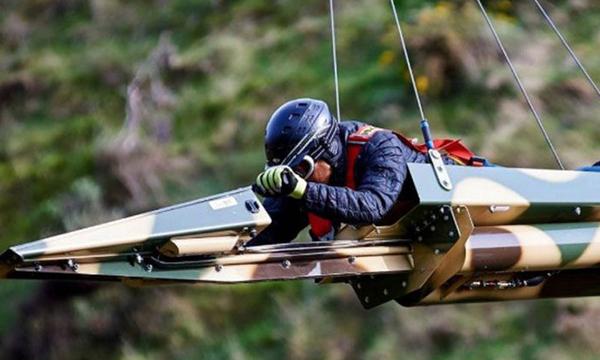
[160,235,241,256]
[571,225,600,266]
[452,177,530,206]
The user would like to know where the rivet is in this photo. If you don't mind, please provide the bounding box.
[282,259,291,269]
[443,215,449,221]
[144,264,153,272]
[383,288,389,296]
[449,230,455,237]
[348,256,356,264]
[401,281,407,288]
[434,249,441,255]
[364,296,370,304]
[430,225,436,232]
[34,264,42,272]
[431,214,437,221]
[574,207,582,216]
[215,264,223,272]
[135,254,143,265]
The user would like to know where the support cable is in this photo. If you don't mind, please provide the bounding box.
[389,0,427,123]
[532,0,600,97]
[389,0,452,191]
[329,0,342,122]
[475,0,565,170]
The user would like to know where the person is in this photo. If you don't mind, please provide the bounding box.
[248,98,465,246]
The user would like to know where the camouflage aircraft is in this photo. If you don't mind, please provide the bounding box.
[2,0,599,309]
[1,164,599,309]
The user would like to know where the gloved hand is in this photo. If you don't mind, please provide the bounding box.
[253,165,307,199]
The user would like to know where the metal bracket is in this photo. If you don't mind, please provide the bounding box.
[349,205,462,308]
[428,149,452,191]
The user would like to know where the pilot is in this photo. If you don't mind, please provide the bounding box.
[248,98,460,246]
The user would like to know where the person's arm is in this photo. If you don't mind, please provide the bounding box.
[302,131,407,224]
[246,197,308,246]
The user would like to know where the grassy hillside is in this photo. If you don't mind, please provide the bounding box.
[1,0,600,359]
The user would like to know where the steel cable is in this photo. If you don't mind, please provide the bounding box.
[389,0,427,121]
[476,0,565,170]
[532,0,600,98]
[329,0,342,122]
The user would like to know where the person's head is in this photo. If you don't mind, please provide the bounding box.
[264,98,342,183]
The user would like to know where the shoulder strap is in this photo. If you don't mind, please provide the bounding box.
[307,125,382,240]
[393,131,481,166]
[346,125,383,189]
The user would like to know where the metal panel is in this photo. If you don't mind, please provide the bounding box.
[408,164,600,225]
[9,187,270,260]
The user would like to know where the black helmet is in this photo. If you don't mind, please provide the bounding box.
[264,98,341,177]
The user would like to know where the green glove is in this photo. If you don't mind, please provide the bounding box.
[253,165,307,199]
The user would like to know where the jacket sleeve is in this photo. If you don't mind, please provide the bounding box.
[245,196,308,246]
[302,131,407,225]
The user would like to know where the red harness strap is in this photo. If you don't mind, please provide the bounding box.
[307,125,481,239]
[307,126,381,240]
[394,133,480,166]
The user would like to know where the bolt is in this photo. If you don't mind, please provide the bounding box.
[574,207,582,216]
[250,229,258,238]
[431,214,437,221]
[144,264,153,272]
[135,254,143,265]
[401,281,407,288]
[443,215,449,221]
[348,256,356,264]
[383,288,389,296]
[364,296,370,304]
[282,259,291,269]
[370,275,375,280]
[34,264,42,272]
[67,259,79,271]
[449,230,455,237]
[439,207,446,214]
[430,225,436,232]
[415,226,421,233]
[442,180,449,187]
[434,249,441,255]
[437,166,443,172]
[215,264,223,272]
[357,282,362,289]
[417,236,423,242]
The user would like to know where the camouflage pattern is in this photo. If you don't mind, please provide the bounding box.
[1,164,599,309]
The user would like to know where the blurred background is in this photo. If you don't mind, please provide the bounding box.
[1,0,600,359]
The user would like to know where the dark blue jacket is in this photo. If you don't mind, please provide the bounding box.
[248,121,432,246]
